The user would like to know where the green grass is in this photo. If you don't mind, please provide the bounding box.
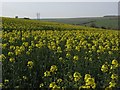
[41,17,118,30]
[0,28,1,47]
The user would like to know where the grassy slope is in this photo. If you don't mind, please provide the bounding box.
[2,17,120,89]
[41,17,118,30]
[0,30,1,82]
[2,17,115,32]
[0,31,1,48]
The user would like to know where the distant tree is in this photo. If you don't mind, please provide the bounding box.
[90,23,96,28]
[101,26,106,29]
[23,17,30,20]
[15,16,18,18]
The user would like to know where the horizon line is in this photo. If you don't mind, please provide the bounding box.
[1,15,119,19]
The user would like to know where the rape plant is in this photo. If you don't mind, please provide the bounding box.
[1,17,120,89]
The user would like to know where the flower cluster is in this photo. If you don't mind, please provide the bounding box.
[49,82,60,89]
[73,72,82,82]
[80,74,96,89]
[50,65,58,73]
[101,64,109,72]
[27,61,34,69]
[2,17,120,89]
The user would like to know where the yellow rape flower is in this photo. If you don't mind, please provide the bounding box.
[39,83,44,88]
[57,46,62,53]
[52,85,60,90]
[66,53,71,58]
[57,78,62,83]
[44,71,51,77]
[111,74,118,80]
[0,54,6,62]
[101,64,109,72]
[8,52,14,56]
[75,46,80,51]
[73,55,79,61]
[79,85,91,89]
[59,57,63,61]
[73,72,82,81]
[23,42,29,47]
[4,79,9,84]
[50,65,58,72]
[49,82,56,88]
[84,74,91,81]
[85,78,95,85]
[0,83,3,88]
[9,58,15,62]
[73,72,81,78]
[2,43,7,49]
[15,49,21,56]
[74,77,81,82]
[22,37,25,41]
[109,80,116,88]
[85,78,96,89]
[10,45,15,50]
[26,51,30,55]
[108,51,112,55]
[112,59,119,68]
[27,61,34,69]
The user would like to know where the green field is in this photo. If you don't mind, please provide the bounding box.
[0,31,2,49]
[41,17,118,30]
[1,17,120,89]
[0,30,2,87]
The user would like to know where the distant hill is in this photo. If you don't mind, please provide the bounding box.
[103,15,120,17]
[41,16,119,30]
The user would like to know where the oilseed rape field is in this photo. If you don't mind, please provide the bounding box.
[1,18,120,89]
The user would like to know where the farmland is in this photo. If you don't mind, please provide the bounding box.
[41,16,119,30]
[1,17,120,89]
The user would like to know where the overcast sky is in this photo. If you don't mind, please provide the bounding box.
[1,2,118,19]
[1,0,120,2]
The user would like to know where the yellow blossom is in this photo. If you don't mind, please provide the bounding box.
[9,58,15,62]
[111,59,119,68]
[27,61,34,69]
[101,64,109,72]
[44,71,51,77]
[50,65,58,72]
[57,78,62,83]
[39,83,44,88]
[4,79,9,84]
[109,80,116,88]
[73,55,79,61]
[49,82,56,88]
[84,74,91,81]
[111,74,118,80]
[73,72,82,81]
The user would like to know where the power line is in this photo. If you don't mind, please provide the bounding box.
[37,12,40,20]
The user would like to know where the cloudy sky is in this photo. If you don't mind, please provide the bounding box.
[1,0,119,2]
[1,1,119,19]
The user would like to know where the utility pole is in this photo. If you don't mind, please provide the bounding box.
[37,13,40,20]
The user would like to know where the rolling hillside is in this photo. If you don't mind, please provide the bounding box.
[2,17,120,89]
[41,16,119,30]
